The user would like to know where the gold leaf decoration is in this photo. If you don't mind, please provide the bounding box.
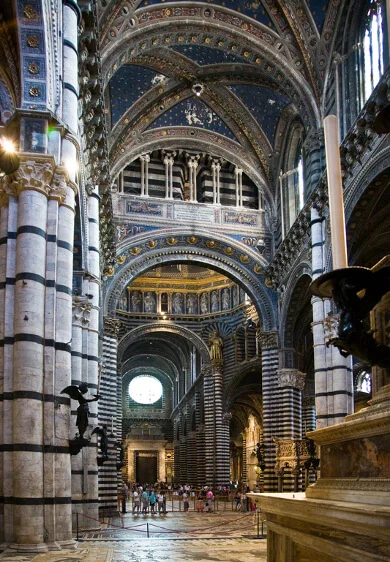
[224,247,234,255]
[130,247,142,255]
[117,255,126,264]
[105,266,114,276]
[206,240,217,248]
[146,240,158,248]
[240,255,250,263]
[166,237,178,245]
[254,264,264,274]
[187,236,198,244]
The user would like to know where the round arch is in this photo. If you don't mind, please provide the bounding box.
[118,322,212,365]
[103,230,277,330]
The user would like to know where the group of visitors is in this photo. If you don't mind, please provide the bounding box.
[119,481,259,514]
[131,486,167,514]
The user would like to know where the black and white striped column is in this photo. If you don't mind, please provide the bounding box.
[259,331,280,492]
[310,205,353,428]
[99,318,122,516]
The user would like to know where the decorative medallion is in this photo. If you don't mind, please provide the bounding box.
[265,278,273,288]
[28,62,39,74]
[206,240,217,248]
[105,266,114,276]
[187,236,198,244]
[224,247,234,255]
[29,87,40,97]
[254,264,264,274]
[24,4,37,19]
[240,255,250,263]
[130,246,142,255]
[27,35,39,48]
[166,237,178,245]
[146,240,158,248]
[117,255,126,264]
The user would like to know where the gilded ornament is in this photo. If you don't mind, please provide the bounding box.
[206,240,217,248]
[130,246,142,255]
[166,8,171,15]
[113,63,118,70]
[240,254,249,263]
[218,41,224,46]
[224,247,234,255]
[265,277,273,288]
[204,37,211,43]
[244,51,249,57]
[117,255,126,264]
[166,237,178,245]
[29,87,40,97]
[27,35,39,48]
[254,264,264,274]
[24,4,37,18]
[187,236,198,244]
[105,266,114,276]
[255,57,261,63]
[231,45,237,51]
[178,36,184,41]
[146,240,158,248]
[28,62,39,74]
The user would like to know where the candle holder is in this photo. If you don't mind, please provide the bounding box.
[311,266,390,368]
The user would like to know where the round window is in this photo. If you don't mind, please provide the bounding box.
[129,375,163,404]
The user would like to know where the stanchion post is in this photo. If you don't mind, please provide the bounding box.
[76,512,79,541]
[257,509,260,538]
[147,522,150,538]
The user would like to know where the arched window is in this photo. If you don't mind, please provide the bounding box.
[361,1,384,105]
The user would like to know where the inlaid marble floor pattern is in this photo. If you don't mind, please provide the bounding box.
[0,512,267,561]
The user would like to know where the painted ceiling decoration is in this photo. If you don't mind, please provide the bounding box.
[99,0,339,197]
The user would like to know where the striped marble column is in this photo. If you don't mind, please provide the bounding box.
[310,205,353,428]
[241,436,247,484]
[0,190,17,547]
[203,367,216,487]
[173,417,181,484]
[259,331,280,492]
[276,369,306,492]
[195,388,205,487]
[186,431,197,486]
[99,318,122,516]
[218,412,232,487]
[0,157,76,551]
[179,410,188,484]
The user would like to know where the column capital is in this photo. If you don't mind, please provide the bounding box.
[258,330,278,349]
[140,153,150,162]
[0,156,76,205]
[277,368,306,390]
[104,317,122,337]
[234,166,243,175]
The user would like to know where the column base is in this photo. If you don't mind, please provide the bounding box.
[57,539,78,550]
[7,543,49,553]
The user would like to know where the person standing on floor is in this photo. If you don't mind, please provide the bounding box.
[133,489,140,514]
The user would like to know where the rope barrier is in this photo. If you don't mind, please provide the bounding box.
[74,511,257,537]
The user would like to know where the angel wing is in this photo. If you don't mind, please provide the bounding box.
[61,385,82,401]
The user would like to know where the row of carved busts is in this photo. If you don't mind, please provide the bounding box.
[118,285,248,314]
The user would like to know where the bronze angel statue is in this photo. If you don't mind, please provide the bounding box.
[61,383,100,438]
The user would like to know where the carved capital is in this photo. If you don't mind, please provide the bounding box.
[50,166,70,202]
[277,369,306,390]
[72,297,93,327]
[104,317,122,337]
[13,156,55,196]
[258,330,278,349]
[322,311,339,343]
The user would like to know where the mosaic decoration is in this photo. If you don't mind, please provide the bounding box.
[147,96,237,140]
[109,64,168,125]
[224,211,258,226]
[127,201,163,215]
[228,84,290,144]
[170,44,251,65]
[138,0,276,29]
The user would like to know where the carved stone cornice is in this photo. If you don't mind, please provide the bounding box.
[273,437,316,473]
[104,317,122,337]
[72,297,93,327]
[277,369,306,390]
[258,331,278,349]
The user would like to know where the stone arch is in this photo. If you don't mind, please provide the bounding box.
[100,14,320,127]
[118,323,211,366]
[104,230,277,330]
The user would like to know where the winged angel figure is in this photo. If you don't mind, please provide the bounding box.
[61,383,100,438]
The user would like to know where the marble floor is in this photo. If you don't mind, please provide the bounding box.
[0,512,268,562]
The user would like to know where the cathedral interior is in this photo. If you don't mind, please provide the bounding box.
[0,0,389,559]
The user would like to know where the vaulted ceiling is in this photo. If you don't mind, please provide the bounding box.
[97,0,341,195]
